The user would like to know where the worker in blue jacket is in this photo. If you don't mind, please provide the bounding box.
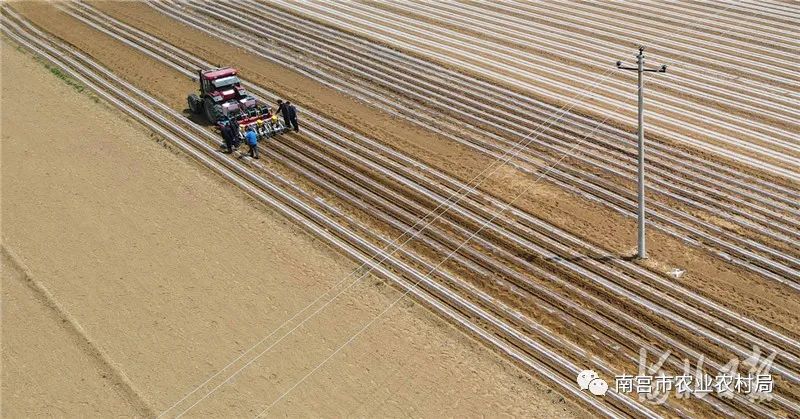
[245,126,259,159]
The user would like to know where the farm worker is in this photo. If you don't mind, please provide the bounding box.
[245,126,259,159]
[286,101,299,132]
[221,121,234,153]
[233,124,244,149]
[277,99,291,129]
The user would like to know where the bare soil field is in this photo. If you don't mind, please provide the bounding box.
[2,0,798,416]
[1,251,144,417]
[286,0,800,178]
[1,44,583,417]
[22,0,796,335]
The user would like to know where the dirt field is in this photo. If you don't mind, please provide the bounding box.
[1,45,585,417]
[288,0,800,177]
[3,1,799,416]
[16,1,799,337]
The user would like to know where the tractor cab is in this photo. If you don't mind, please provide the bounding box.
[199,68,244,99]
[188,67,261,124]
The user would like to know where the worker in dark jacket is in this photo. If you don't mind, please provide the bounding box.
[245,126,259,159]
[276,99,290,130]
[286,101,299,132]
[231,124,242,149]
[221,121,234,153]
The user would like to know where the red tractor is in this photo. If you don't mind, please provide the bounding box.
[187,67,264,124]
[188,67,288,141]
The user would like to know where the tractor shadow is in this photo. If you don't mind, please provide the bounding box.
[182,108,231,154]
[183,108,216,128]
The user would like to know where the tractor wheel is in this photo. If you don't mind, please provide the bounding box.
[203,98,222,124]
[187,94,201,114]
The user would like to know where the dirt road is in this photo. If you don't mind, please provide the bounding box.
[1,44,583,417]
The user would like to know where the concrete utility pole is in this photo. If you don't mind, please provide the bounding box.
[616,46,667,260]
